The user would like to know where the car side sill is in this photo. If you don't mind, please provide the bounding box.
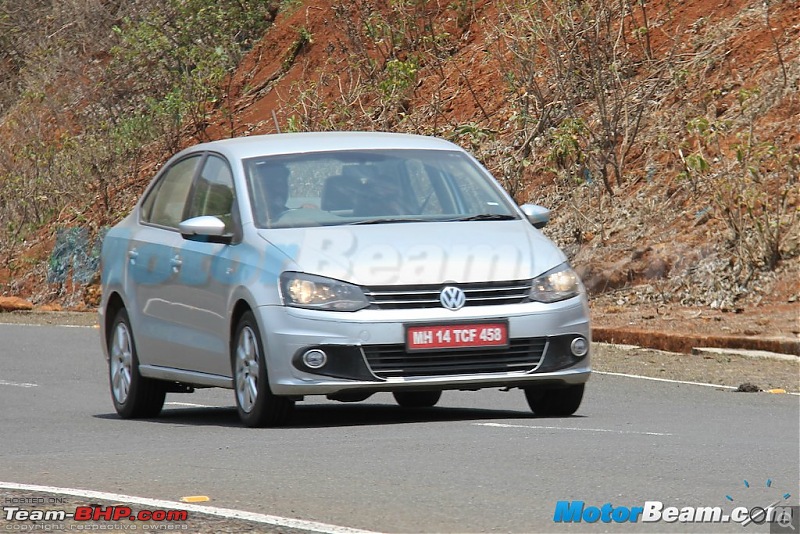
[139,365,233,388]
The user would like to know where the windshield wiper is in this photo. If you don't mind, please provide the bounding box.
[448,214,517,222]
[348,217,428,225]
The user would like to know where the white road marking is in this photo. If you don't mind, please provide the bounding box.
[0,380,38,388]
[165,402,214,408]
[593,370,800,395]
[593,370,739,388]
[0,482,381,534]
[475,422,673,436]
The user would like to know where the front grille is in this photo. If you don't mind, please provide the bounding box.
[364,280,532,310]
[363,338,546,379]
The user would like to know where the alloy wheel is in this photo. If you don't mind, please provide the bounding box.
[110,322,133,405]
[235,326,260,413]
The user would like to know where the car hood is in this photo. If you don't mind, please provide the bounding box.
[257,220,566,286]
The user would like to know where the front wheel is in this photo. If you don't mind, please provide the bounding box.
[108,308,166,418]
[524,384,584,416]
[393,390,442,408]
[232,311,294,427]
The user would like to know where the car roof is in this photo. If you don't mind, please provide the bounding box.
[188,131,463,160]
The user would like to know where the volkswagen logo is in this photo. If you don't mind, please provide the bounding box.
[440,286,466,311]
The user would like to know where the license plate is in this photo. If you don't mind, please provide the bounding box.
[405,321,509,351]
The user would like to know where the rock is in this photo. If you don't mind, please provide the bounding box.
[0,296,34,312]
[735,383,761,393]
[631,247,652,261]
[643,257,670,279]
[84,283,102,308]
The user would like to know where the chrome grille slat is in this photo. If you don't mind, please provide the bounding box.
[370,355,537,366]
[373,298,442,306]
[464,286,531,293]
[363,338,546,378]
[367,290,440,297]
[461,295,525,302]
[364,280,532,309]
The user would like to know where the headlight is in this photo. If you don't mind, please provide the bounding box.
[279,272,369,311]
[529,264,584,303]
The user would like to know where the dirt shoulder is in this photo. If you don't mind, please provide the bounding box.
[1,307,797,394]
[0,310,99,327]
[591,298,800,356]
[591,298,799,393]
[592,343,799,393]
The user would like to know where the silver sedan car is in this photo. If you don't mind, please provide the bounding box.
[100,132,590,427]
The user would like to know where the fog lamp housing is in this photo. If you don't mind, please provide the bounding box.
[302,349,328,369]
[570,337,589,358]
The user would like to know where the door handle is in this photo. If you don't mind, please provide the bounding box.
[170,255,183,273]
[127,248,138,265]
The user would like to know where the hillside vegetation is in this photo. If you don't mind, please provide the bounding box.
[0,0,797,311]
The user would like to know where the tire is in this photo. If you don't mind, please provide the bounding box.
[524,384,584,416]
[232,311,294,427]
[108,308,166,418]
[393,390,442,408]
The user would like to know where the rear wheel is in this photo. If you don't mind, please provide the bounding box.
[393,390,442,408]
[108,308,166,418]
[232,311,294,427]
[524,384,584,416]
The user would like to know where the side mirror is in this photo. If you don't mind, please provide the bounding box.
[178,216,232,244]
[520,204,551,229]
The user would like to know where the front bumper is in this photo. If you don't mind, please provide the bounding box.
[256,298,591,396]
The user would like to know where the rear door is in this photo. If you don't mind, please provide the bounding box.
[127,154,201,369]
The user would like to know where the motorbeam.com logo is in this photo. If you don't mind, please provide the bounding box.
[553,500,796,525]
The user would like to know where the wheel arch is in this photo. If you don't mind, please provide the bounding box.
[230,299,254,350]
[104,292,127,345]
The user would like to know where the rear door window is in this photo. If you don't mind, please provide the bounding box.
[141,156,201,228]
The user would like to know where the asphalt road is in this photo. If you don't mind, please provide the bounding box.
[1,323,798,533]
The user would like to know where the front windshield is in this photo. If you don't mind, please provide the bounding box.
[243,149,518,229]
